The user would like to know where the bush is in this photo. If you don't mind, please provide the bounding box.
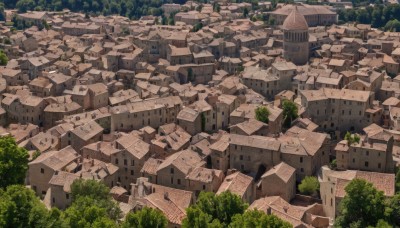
[298,176,320,196]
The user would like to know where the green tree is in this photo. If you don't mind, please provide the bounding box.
[122,207,168,228]
[16,0,35,13]
[0,185,66,227]
[0,136,29,188]
[386,193,400,226]
[282,100,298,128]
[255,106,270,124]
[298,176,320,196]
[329,159,337,170]
[396,167,400,193]
[70,179,112,202]
[182,191,248,227]
[192,22,203,32]
[243,7,249,18]
[335,179,387,227]
[344,132,360,145]
[230,209,292,228]
[32,150,41,160]
[385,19,400,32]
[64,179,121,227]
[0,50,8,66]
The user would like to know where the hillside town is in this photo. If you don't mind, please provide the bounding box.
[1,1,400,227]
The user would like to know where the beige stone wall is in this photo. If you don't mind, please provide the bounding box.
[186,177,223,196]
[261,174,296,202]
[28,164,55,198]
[301,95,371,132]
[157,165,189,190]
[229,144,281,175]
[337,146,389,173]
[111,152,150,190]
[3,99,46,126]
[49,185,72,210]
[91,92,109,110]
[210,149,230,173]
[112,105,181,132]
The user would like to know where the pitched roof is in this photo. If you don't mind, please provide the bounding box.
[282,7,308,30]
[261,162,296,183]
[217,171,253,198]
[157,149,204,175]
[29,146,80,171]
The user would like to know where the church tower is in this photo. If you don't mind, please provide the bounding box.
[282,7,309,65]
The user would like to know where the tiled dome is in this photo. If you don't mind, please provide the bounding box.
[282,7,309,31]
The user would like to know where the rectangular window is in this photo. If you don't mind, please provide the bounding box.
[170,168,174,174]
[365,162,369,167]
[300,157,303,163]
[41,168,44,174]
[177,179,181,185]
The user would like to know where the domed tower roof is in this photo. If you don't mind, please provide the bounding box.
[282,6,308,31]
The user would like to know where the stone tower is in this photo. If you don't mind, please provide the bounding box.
[282,7,309,65]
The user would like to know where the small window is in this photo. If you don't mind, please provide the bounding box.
[300,168,304,172]
[365,162,369,167]
[300,157,303,163]
[131,170,134,176]
[177,179,181,185]
[124,159,127,165]
[115,159,119,165]
[131,160,135,166]
[66,193,69,199]
[378,163,381,169]
[170,168,174,174]
[40,168,44,174]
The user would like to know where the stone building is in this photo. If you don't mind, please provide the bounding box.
[156,149,205,190]
[319,166,395,220]
[185,167,225,196]
[269,4,337,27]
[111,134,151,190]
[300,88,374,133]
[28,146,80,199]
[259,162,296,202]
[110,96,183,132]
[217,170,256,203]
[229,134,281,177]
[282,7,309,65]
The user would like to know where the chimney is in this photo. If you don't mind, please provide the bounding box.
[283,205,289,213]
[164,192,169,200]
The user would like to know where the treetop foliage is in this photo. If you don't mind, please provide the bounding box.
[182,191,291,228]
[0,136,29,189]
[255,106,270,124]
